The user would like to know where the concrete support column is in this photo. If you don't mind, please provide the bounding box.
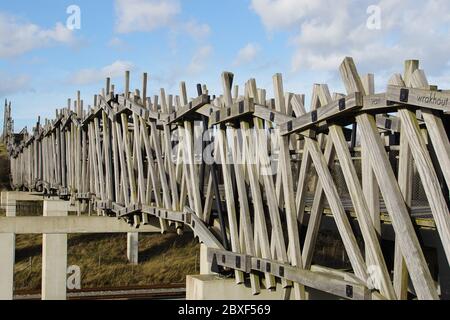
[186,275,282,300]
[127,232,139,265]
[0,198,15,300]
[0,191,7,209]
[5,192,16,217]
[200,244,214,275]
[42,200,68,300]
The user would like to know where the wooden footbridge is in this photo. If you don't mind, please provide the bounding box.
[2,57,449,300]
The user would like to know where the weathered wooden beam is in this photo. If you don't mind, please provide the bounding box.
[280,93,363,136]
[387,85,450,112]
[209,98,255,127]
[167,94,210,124]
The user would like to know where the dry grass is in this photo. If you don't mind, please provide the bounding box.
[14,232,200,291]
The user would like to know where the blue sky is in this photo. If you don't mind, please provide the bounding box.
[1,0,450,130]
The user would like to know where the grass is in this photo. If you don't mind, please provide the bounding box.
[14,232,200,291]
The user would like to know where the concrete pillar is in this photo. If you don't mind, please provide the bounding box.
[42,200,68,300]
[0,191,7,209]
[200,244,215,275]
[187,275,283,300]
[5,192,16,217]
[127,232,138,265]
[0,198,15,300]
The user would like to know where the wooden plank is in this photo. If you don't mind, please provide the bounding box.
[251,257,370,300]
[280,93,363,136]
[120,113,137,204]
[306,136,368,282]
[273,74,306,300]
[357,113,438,300]
[208,248,252,273]
[216,73,245,284]
[229,121,261,294]
[140,118,162,209]
[315,82,395,298]
[231,78,275,293]
[329,124,395,298]
[254,108,292,290]
[293,92,322,225]
[360,77,381,240]
[166,110,184,232]
[132,114,146,203]
[159,89,181,216]
[410,69,450,202]
[253,104,294,126]
[111,120,122,204]
[243,79,277,290]
[102,112,114,201]
[386,85,450,112]
[148,119,171,232]
[398,108,450,264]
[342,57,438,299]
[390,68,411,301]
[114,118,130,206]
[167,94,210,124]
[178,83,203,219]
[93,118,106,200]
[208,99,255,127]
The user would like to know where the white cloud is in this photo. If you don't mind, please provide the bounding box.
[187,45,213,74]
[69,60,134,85]
[251,0,450,81]
[233,43,260,66]
[183,20,211,41]
[0,13,75,58]
[108,37,125,48]
[114,0,211,46]
[250,0,325,31]
[0,72,31,95]
[115,0,181,33]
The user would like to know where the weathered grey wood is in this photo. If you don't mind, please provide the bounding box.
[242,80,277,290]
[132,114,146,203]
[114,118,130,206]
[220,73,260,294]
[216,73,245,284]
[6,56,450,300]
[360,75,381,241]
[410,70,450,205]
[390,68,411,301]
[398,108,450,264]
[386,85,450,112]
[111,120,121,204]
[178,83,203,220]
[341,57,438,299]
[102,112,114,201]
[273,74,306,299]
[93,118,105,202]
[139,118,162,208]
[315,83,395,298]
[280,93,363,136]
[160,89,180,215]
[358,113,440,300]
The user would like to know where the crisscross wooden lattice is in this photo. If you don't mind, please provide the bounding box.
[4,57,449,300]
